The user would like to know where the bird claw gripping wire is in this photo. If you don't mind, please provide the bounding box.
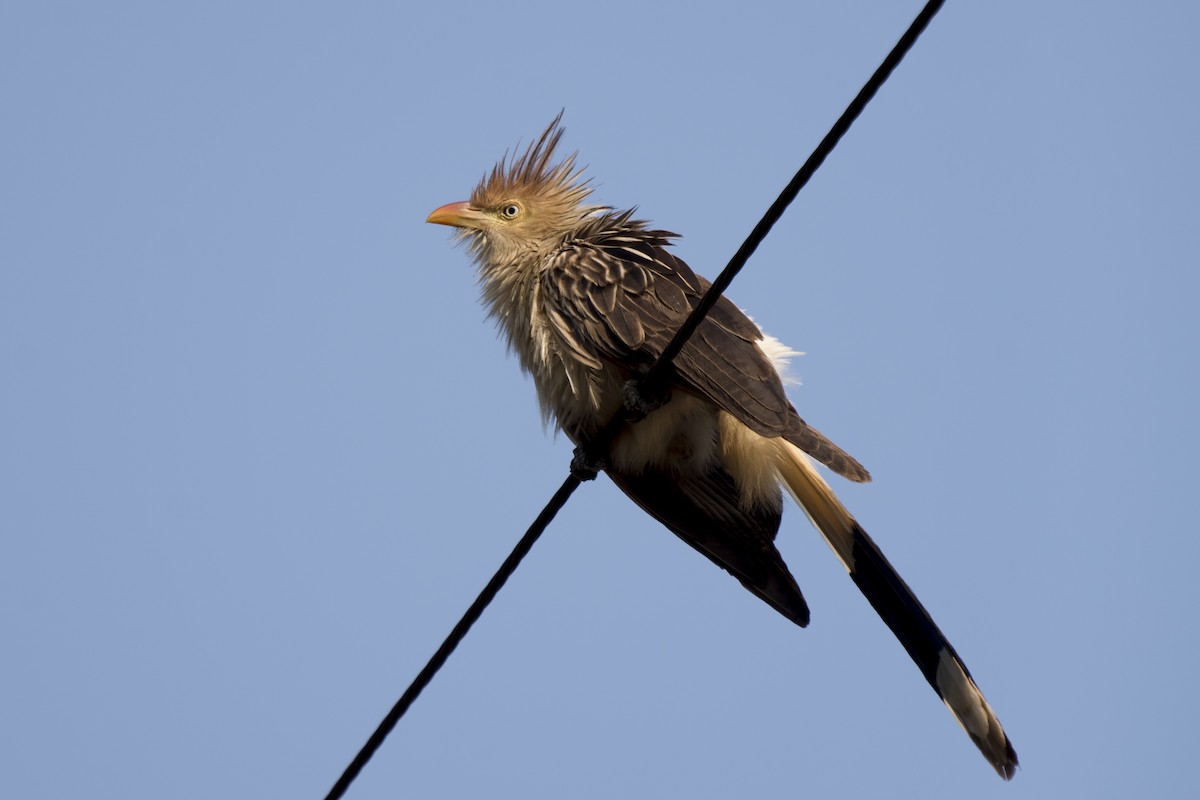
[569,444,607,482]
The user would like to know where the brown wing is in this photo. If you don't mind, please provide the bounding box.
[542,212,869,482]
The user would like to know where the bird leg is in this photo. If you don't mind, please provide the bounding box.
[571,369,673,481]
[621,369,673,423]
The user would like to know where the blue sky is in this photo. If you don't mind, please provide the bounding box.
[3,2,1198,798]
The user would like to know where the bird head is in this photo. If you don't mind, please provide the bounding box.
[427,114,601,267]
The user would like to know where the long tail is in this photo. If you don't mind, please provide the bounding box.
[775,440,1018,779]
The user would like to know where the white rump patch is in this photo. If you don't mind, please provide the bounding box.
[754,327,805,385]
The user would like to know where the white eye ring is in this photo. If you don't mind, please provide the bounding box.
[500,203,521,219]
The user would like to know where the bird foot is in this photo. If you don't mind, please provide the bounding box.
[570,445,607,482]
[621,375,671,423]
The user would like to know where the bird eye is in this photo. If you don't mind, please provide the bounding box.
[500,203,521,219]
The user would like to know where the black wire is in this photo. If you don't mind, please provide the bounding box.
[648,0,946,380]
[324,2,945,797]
[324,475,582,800]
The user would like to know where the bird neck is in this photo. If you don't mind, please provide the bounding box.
[475,246,546,364]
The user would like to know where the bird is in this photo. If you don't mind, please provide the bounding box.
[426,114,1018,780]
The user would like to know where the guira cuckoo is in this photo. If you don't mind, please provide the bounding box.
[427,116,1017,779]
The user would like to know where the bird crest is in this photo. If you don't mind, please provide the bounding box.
[470,112,596,227]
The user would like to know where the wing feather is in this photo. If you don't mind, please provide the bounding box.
[542,213,868,481]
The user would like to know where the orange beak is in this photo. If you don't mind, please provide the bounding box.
[426,201,485,228]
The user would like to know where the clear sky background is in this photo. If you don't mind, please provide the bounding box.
[3,2,1197,798]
